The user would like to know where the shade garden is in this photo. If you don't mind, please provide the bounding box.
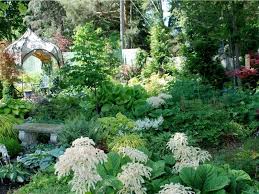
[0,1,259,194]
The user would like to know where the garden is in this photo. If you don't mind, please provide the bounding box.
[0,0,258,194]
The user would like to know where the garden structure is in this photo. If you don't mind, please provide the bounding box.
[16,123,64,146]
[5,28,63,67]
[5,29,63,96]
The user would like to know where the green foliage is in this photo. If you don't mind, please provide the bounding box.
[220,91,259,127]
[58,0,120,35]
[0,114,20,139]
[213,138,259,179]
[135,49,148,71]
[82,81,148,116]
[179,164,256,193]
[30,96,83,122]
[143,24,173,77]
[171,101,231,146]
[0,1,27,40]
[0,98,32,118]
[59,115,104,146]
[144,131,172,159]
[108,133,146,152]
[180,164,230,193]
[0,137,21,157]
[160,79,257,146]
[167,77,219,103]
[14,167,72,194]
[98,113,135,138]
[62,22,119,91]
[96,152,126,193]
[24,0,66,37]
[0,163,30,183]
[17,147,64,171]
[173,1,259,88]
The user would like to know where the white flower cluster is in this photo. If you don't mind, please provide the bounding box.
[0,144,9,164]
[134,116,164,131]
[55,137,107,194]
[167,133,211,172]
[118,147,148,163]
[159,183,195,194]
[118,162,152,194]
[158,93,172,100]
[146,93,172,108]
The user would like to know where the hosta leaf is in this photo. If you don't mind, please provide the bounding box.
[210,189,227,194]
[101,104,112,112]
[203,175,230,192]
[230,170,251,182]
[4,108,11,114]
[179,167,196,187]
[149,160,166,179]
[12,109,20,116]
[104,152,121,176]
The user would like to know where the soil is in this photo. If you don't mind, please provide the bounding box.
[0,182,23,194]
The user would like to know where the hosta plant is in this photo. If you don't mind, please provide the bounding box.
[18,147,64,171]
[0,98,32,118]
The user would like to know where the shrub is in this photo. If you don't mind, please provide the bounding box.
[108,133,146,151]
[213,138,259,179]
[167,77,219,103]
[98,113,135,138]
[143,24,173,77]
[0,137,21,157]
[0,99,32,118]
[59,115,104,146]
[0,114,20,139]
[144,131,172,159]
[143,74,173,96]
[82,81,148,116]
[14,167,72,194]
[170,100,230,146]
[30,96,83,122]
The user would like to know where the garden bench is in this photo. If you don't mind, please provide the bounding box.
[15,123,64,146]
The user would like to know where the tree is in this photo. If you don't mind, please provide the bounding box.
[143,24,173,77]
[123,0,149,49]
[0,0,28,41]
[58,0,120,34]
[24,0,67,37]
[61,23,119,112]
[0,41,20,99]
[170,1,259,88]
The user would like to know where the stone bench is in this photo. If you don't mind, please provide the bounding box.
[15,123,64,146]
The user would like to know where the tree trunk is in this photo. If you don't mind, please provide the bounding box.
[120,0,125,51]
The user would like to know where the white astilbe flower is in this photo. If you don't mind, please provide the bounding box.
[159,183,195,194]
[167,133,188,149]
[118,162,152,194]
[118,147,148,163]
[147,93,172,108]
[72,136,95,147]
[55,137,107,194]
[158,93,172,100]
[134,116,164,131]
[147,96,166,108]
[167,133,211,172]
[0,144,9,164]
